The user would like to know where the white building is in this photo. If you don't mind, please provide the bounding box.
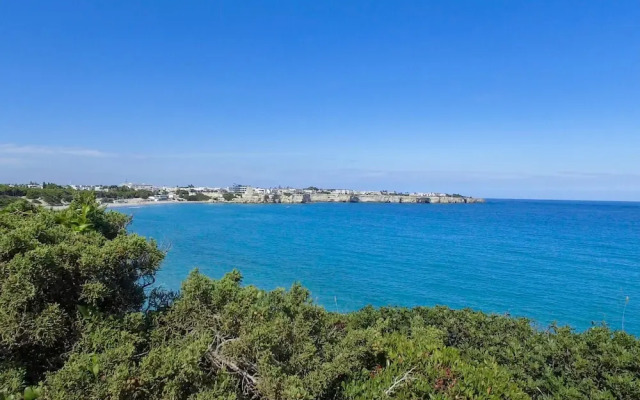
[122,183,156,191]
[230,184,250,195]
[331,189,353,195]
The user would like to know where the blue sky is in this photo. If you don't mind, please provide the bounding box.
[1,1,638,200]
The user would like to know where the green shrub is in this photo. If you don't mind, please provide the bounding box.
[0,196,19,208]
[0,196,164,386]
[187,193,210,201]
[0,185,26,197]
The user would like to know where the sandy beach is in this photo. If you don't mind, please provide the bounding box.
[105,199,213,208]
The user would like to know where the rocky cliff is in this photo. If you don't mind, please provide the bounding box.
[209,192,483,204]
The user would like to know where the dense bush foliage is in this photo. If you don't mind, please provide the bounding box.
[1,199,639,399]
[0,184,155,206]
[185,193,210,201]
[0,186,27,197]
[94,186,154,201]
[175,190,210,201]
[222,193,237,201]
[0,196,17,208]
[0,185,75,206]
[0,195,164,395]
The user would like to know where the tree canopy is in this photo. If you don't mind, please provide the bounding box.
[1,197,639,399]
[0,184,157,207]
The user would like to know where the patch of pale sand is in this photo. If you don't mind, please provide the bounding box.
[105,199,215,208]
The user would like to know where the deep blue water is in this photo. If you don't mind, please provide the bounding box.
[115,200,640,334]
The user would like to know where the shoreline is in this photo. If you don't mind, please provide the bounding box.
[29,196,485,210]
[103,193,485,207]
[106,198,485,208]
[105,200,211,208]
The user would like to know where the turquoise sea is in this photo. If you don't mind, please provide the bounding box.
[115,200,640,334]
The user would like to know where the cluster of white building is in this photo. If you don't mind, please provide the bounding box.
[412,192,447,197]
[121,182,156,191]
[58,182,451,201]
[69,184,109,192]
[224,186,450,197]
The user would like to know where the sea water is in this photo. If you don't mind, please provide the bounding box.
[115,200,640,334]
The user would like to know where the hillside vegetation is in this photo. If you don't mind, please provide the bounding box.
[0,184,154,207]
[1,195,639,399]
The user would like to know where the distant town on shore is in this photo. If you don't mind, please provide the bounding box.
[0,182,484,207]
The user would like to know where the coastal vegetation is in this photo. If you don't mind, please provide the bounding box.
[2,196,639,399]
[0,184,153,207]
[222,193,237,201]
[183,192,210,202]
[94,186,153,201]
[176,189,210,201]
[1,184,74,207]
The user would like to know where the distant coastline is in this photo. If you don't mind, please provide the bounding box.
[1,182,483,209]
[105,194,484,208]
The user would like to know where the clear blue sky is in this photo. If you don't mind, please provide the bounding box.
[1,1,638,200]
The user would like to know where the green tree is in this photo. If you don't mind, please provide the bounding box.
[186,193,209,201]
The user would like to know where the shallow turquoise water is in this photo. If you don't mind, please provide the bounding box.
[115,200,640,334]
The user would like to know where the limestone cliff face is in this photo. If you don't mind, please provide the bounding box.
[349,195,482,203]
[215,192,483,204]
